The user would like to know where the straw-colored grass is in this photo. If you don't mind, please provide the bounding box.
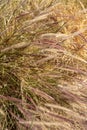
[0,0,87,130]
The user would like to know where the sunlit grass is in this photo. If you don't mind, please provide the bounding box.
[0,0,87,130]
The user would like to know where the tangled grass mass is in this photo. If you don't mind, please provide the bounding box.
[0,0,87,130]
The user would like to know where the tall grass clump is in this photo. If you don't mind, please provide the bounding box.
[0,0,87,130]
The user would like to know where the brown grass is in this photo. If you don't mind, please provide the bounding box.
[0,0,87,130]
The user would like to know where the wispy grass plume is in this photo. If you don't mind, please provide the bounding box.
[0,0,87,130]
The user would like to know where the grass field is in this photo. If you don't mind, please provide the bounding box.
[0,0,87,130]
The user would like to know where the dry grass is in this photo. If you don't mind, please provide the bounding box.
[0,0,87,130]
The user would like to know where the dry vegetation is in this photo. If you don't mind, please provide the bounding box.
[0,0,87,130]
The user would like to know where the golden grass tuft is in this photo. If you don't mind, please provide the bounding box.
[0,0,87,130]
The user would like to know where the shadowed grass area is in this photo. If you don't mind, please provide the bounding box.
[0,0,87,130]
